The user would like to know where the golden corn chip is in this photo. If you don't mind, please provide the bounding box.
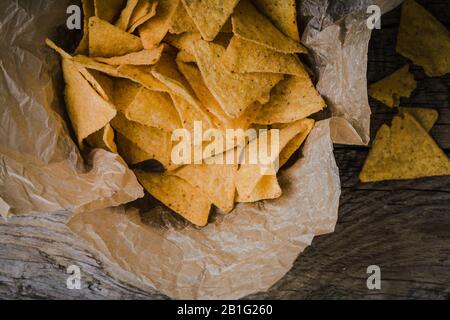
[236,175,281,203]
[397,0,450,77]
[75,0,95,55]
[134,170,212,227]
[171,162,237,214]
[255,76,325,125]
[360,113,450,182]
[236,119,314,198]
[194,40,283,118]
[181,0,240,41]
[176,50,196,63]
[113,78,141,113]
[169,2,198,34]
[111,113,173,169]
[62,59,117,146]
[115,0,139,30]
[116,132,153,165]
[278,119,315,167]
[253,0,300,42]
[94,0,127,23]
[232,0,306,54]
[164,32,201,56]
[368,65,417,108]
[222,37,309,78]
[86,124,118,153]
[128,0,159,33]
[398,107,438,132]
[73,55,120,76]
[139,0,179,49]
[89,17,143,57]
[117,65,168,92]
[170,95,214,133]
[94,46,164,65]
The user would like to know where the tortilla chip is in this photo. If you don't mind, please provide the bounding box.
[171,162,237,213]
[62,59,117,146]
[94,0,127,23]
[181,0,240,41]
[176,50,196,63]
[232,0,306,54]
[115,0,139,30]
[222,37,309,78]
[134,170,212,227]
[170,95,214,133]
[169,2,198,34]
[94,46,164,65]
[128,0,159,33]
[89,17,143,57]
[116,132,153,165]
[368,65,417,108]
[278,119,315,167]
[253,0,300,42]
[255,76,325,125]
[164,32,201,56]
[398,107,439,132]
[86,124,118,153]
[360,113,450,182]
[117,65,168,92]
[75,0,95,55]
[194,40,283,118]
[236,175,282,203]
[111,113,173,168]
[138,0,179,49]
[397,0,450,77]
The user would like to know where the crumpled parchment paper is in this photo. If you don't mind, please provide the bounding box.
[0,0,402,299]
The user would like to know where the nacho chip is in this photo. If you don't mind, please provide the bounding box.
[75,0,95,55]
[255,76,325,125]
[278,119,315,167]
[236,175,281,203]
[181,0,240,41]
[397,0,450,77]
[172,162,237,213]
[113,78,142,113]
[115,0,139,30]
[164,32,201,56]
[222,37,309,78]
[128,0,159,33]
[94,0,127,23]
[86,124,118,153]
[368,65,417,108]
[116,132,153,165]
[360,113,450,182]
[194,40,283,118]
[139,0,179,49]
[62,59,117,146]
[170,95,214,133]
[169,2,198,34]
[398,107,438,132]
[94,46,164,65]
[232,0,306,54]
[117,65,168,92]
[89,17,143,57]
[134,170,212,227]
[176,50,196,63]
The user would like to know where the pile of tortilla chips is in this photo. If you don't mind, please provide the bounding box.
[361,0,450,183]
[47,0,326,226]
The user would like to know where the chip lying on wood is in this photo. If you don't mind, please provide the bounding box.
[46,0,327,227]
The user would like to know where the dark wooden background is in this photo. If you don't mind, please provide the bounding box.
[0,0,449,300]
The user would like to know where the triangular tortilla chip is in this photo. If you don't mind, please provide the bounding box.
[397,0,450,77]
[194,40,283,118]
[398,107,438,132]
[222,37,309,78]
[128,0,159,33]
[116,132,153,165]
[75,0,95,55]
[360,113,450,182]
[255,76,325,125]
[164,32,201,56]
[111,113,173,169]
[278,119,315,167]
[62,59,117,146]
[94,0,127,23]
[89,17,143,57]
[115,0,139,30]
[86,124,118,153]
[134,170,212,227]
[176,50,196,63]
[368,65,417,108]
[94,46,164,65]
[117,65,168,92]
[169,2,198,34]
[171,162,237,213]
[232,0,306,54]
[138,0,179,49]
[170,95,214,133]
[181,0,240,41]
[252,0,300,42]
[236,175,281,203]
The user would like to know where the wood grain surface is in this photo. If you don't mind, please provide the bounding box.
[1,0,449,300]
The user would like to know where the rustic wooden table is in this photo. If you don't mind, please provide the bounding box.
[0,1,449,300]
